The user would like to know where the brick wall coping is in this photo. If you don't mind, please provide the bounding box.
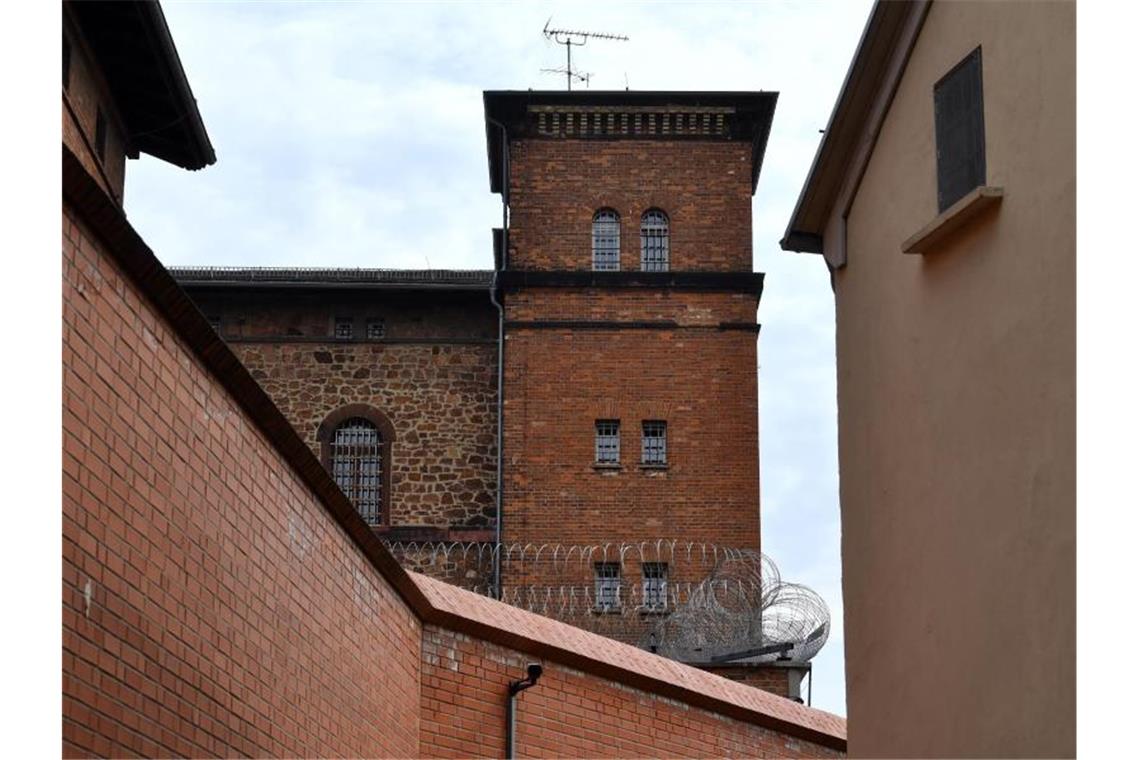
[412,573,846,750]
[64,143,846,754]
[170,266,494,290]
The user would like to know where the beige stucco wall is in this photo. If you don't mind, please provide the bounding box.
[830,1,1074,757]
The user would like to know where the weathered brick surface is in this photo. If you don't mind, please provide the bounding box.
[62,204,422,758]
[420,625,841,759]
[507,138,753,272]
[62,16,126,203]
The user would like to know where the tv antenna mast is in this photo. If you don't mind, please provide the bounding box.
[542,18,629,91]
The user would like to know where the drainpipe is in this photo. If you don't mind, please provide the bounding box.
[506,664,543,758]
[486,116,509,599]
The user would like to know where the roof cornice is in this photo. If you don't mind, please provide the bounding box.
[780,0,931,264]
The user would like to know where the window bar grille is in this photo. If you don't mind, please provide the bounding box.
[642,563,668,611]
[332,418,383,524]
[595,420,620,463]
[595,563,621,611]
[642,421,666,464]
[592,211,621,271]
[640,211,669,271]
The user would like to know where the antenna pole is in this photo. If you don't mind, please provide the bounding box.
[541,19,629,91]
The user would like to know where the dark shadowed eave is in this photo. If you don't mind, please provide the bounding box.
[170,267,496,291]
[780,0,930,254]
[69,0,216,170]
[483,90,778,198]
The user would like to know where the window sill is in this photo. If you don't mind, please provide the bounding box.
[638,463,669,471]
[592,463,622,472]
[901,185,1003,254]
[591,607,624,615]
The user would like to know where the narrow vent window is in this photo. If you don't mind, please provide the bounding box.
[94,107,107,162]
[934,47,986,212]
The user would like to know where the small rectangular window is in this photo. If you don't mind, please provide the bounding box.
[595,563,621,611]
[334,317,353,340]
[934,46,986,212]
[63,35,71,90]
[641,421,667,465]
[642,563,668,611]
[94,107,107,163]
[366,319,385,340]
[595,420,620,464]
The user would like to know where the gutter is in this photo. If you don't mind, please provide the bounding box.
[485,115,510,598]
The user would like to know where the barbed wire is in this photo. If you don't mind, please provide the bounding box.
[386,539,830,665]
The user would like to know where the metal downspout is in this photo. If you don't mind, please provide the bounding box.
[487,116,509,599]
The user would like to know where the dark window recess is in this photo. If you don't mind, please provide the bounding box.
[595,420,620,463]
[642,563,668,611]
[642,420,667,464]
[592,209,621,271]
[330,418,384,525]
[366,319,385,339]
[934,46,986,212]
[334,317,353,340]
[94,107,107,162]
[206,316,222,334]
[640,210,670,271]
[595,563,621,611]
[63,35,71,90]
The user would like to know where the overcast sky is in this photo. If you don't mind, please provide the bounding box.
[125,0,874,717]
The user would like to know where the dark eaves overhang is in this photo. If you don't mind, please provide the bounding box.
[484,90,778,199]
[70,0,216,170]
[780,0,929,255]
[170,267,496,292]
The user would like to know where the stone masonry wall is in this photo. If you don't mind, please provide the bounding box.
[234,341,498,529]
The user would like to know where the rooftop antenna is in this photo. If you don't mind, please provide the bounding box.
[542,17,629,91]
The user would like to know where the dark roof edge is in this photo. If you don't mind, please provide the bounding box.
[135,0,216,169]
[484,90,778,197]
[780,0,929,253]
[63,144,425,614]
[170,267,495,291]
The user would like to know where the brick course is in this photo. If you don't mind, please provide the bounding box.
[62,203,422,758]
[507,139,753,272]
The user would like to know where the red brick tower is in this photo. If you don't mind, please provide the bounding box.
[485,91,775,647]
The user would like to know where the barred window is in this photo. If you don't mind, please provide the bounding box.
[330,418,384,525]
[334,317,353,340]
[640,209,669,272]
[641,421,667,465]
[934,47,986,212]
[592,209,621,271]
[595,562,621,611]
[595,420,620,464]
[366,318,385,339]
[642,563,668,611]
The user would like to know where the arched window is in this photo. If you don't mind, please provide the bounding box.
[640,210,669,272]
[318,405,394,526]
[592,209,621,271]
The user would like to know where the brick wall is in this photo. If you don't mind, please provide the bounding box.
[507,139,753,272]
[63,14,127,203]
[62,203,423,758]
